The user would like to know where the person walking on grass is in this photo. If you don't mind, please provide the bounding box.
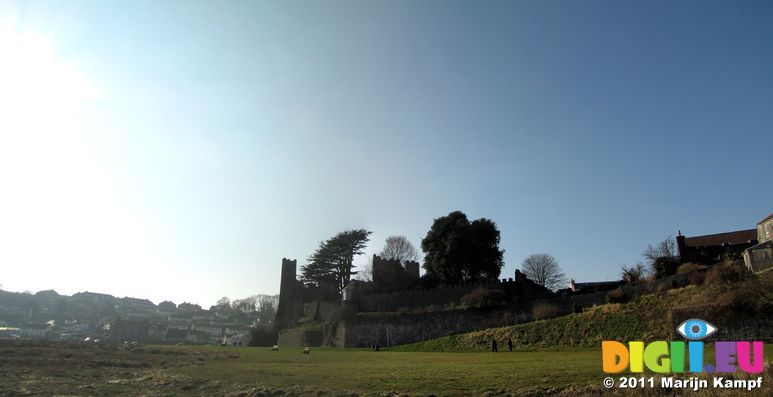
[507,338,513,352]
[492,338,498,353]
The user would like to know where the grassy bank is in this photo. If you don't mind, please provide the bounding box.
[394,265,773,353]
[392,290,680,353]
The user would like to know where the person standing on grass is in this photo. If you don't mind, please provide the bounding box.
[492,338,498,353]
[507,338,513,352]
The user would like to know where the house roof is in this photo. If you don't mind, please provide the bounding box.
[573,281,622,288]
[682,229,757,247]
[758,213,773,225]
[74,291,115,300]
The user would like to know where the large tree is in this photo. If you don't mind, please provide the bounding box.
[521,254,565,291]
[421,211,504,284]
[301,229,372,292]
[379,235,419,264]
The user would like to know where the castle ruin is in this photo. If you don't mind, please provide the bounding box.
[272,255,569,348]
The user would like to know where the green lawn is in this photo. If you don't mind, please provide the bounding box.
[167,344,773,396]
[170,346,603,395]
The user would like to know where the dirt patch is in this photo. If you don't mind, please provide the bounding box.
[0,340,238,396]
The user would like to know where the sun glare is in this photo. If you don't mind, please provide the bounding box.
[0,30,100,128]
[0,15,163,295]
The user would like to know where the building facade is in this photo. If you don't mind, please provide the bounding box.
[743,213,773,273]
[675,229,758,265]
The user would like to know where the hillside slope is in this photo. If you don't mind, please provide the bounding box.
[395,264,773,352]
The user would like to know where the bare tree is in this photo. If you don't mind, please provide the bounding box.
[643,236,676,273]
[620,262,648,285]
[356,257,374,282]
[643,236,676,262]
[521,254,566,290]
[217,296,230,307]
[379,235,419,264]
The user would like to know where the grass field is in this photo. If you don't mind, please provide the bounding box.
[172,346,602,396]
[3,341,772,396]
[4,269,772,396]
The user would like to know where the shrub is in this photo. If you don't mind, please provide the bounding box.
[460,287,508,309]
[532,302,560,320]
[572,303,583,313]
[689,271,705,286]
[606,288,629,304]
[704,260,748,286]
[677,263,705,274]
[501,311,514,325]
[620,263,647,285]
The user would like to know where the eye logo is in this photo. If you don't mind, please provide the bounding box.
[603,319,763,374]
[677,319,718,340]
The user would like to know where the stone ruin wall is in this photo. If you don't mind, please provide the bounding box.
[333,270,720,348]
[358,285,474,312]
[336,305,533,348]
[358,277,548,313]
[276,258,734,347]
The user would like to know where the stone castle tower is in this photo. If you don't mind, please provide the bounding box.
[372,254,420,291]
[274,258,301,331]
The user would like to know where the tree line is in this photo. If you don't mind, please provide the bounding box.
[299,210,571,293]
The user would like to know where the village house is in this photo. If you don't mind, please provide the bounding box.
[119,297,155,309]
[566,279,623,294]
[110,318,149,342]
[158,301,177,313]
[19,323,52,339]
[164,327,188,344]
[743,213,773,273]
[72,291,116,304]
[177,302,202,312]
[675,229,758,265]
[148,322,168,341]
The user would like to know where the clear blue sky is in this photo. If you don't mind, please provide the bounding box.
[1,0,771,307]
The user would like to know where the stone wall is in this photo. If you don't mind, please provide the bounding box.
[358,277,551,313]
[337,271,713,348]
[278,261,716,347]
[337,305,532,348]
[371,255,420,292]
[359,285,472,312]
[548,291,608,314]
[277,327,323,347]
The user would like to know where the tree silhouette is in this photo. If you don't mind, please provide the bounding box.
[302,229,372,293]
[379,235,419,264]
[421,211,504,284]
[521,254,565,290]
